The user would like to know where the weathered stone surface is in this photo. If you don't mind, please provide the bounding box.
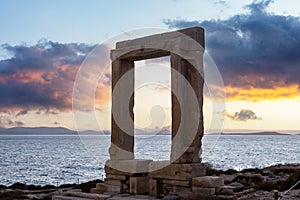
[95,183,121,194]
[217,186,235,195]
[52,195,93,200]
[115,27,204,48]
[149,179,159,197]
[110,59,134,161]
[150,161,206,180]
[105,179,122,186]
[106,174,127,181]
[91,188,103,194]
[173,186,192,199]
[111,27,204,61]
[192,187,216,196]
[105,159,152,175]
[220,174,236,184]
[173,186,191,194]
[162,195,180,200]
[60,191,112,200]
[107,195,155,200]
[228,182,244,192]
[107,27,206,197]
[161,179,190,187]
[110,27,204,164]
[192,176,224,188]
[129,176,149,194]
[170,28,204,164]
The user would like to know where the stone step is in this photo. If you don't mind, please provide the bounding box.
[52,195,94,200]
[91,188,103,194]
[63,191,112,200]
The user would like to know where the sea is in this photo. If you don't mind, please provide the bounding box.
[0,134,299,186]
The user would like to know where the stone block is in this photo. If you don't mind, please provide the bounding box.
[161,179,190,187]
[91,188,103,194]
[106,174,127,181]
[52,196,91,200]
[163,195,180,200]
[173,186,194,200]
[150,161,206,181]
[173,186,191,194]
[149,179,159,197]
[129,176,149,194]
[228,182,244,192]
[192,187,216,196]
[219,174,236,184]
[217,186,235,195]
[60,191,112,200]
[105,179,122,186]
[105,159,152,175]
[95,183,121,193]
[192,176,224,188]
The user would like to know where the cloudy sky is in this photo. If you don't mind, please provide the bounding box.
[0,0,300,133]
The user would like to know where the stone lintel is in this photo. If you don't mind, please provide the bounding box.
[116,27,204,49]
[111,48,169,61]
[111,38,204,61]
[111,27,204,61]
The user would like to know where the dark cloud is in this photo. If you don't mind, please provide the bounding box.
[226,109,262,121]
[0,40,95,112]
[16,110,28,117]
[164,0,300,91]
[0,114,24,127]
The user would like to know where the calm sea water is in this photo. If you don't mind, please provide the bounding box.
[0,134,299,186]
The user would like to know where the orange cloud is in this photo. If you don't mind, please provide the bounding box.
[226,84,300,101]
[95,83,111,111]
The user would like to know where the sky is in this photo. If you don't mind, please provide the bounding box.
[0,0,300,133]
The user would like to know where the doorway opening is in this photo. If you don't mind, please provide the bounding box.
[134,56,171,160]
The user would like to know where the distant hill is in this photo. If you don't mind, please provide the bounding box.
[0,127,76,135]
[135,128,171,135]
[216,131,291,136]
[79,130,110,135]
[0,127,297,136]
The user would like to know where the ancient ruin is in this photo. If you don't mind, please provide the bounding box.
[91,27,225,199]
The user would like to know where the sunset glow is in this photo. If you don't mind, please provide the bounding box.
[0,0,300,134]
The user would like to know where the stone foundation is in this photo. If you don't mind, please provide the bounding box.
[148,161,225,199]
[91,160,227,199]
[92,159,152,195]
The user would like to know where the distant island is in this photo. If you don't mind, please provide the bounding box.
[217,131,293,136]
[0,127,298,135]
[0,127,77,135]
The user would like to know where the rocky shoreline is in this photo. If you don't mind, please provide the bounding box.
[205,163,300,200]
[0,164,299,200]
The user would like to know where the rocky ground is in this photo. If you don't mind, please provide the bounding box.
[0,164,299,200]
[206,164,300,200]
[0,180,103,200]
